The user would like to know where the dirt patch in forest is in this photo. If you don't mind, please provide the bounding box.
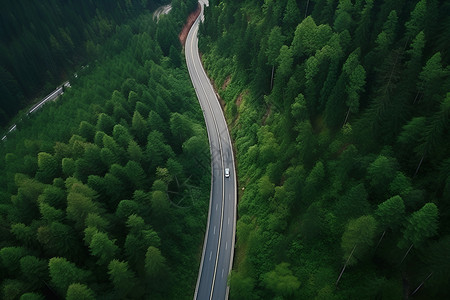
[179,4,201,46]
[235,91,247,108]
[221,76,231,90]
[262,105,272,125]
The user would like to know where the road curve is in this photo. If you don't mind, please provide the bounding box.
[153,4,172,22]
[185,1,237,299]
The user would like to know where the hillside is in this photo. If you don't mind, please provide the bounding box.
[0,0,172,127]
[0,2,208,299]
[198,0,450,298]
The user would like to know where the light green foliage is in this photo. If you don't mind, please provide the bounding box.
[258,175,275,200]
[405,31,425,73]
[170,112,194,147]
[62,157,76,176]
[291,93,308,120]
[127,140,143,162]
[262,262,300,297]
[418,52,445,94]
[341,215,377,266]
[66,186,100,229]
[131,111,148,146]
[151,190,170,221]
[375,195,405,231]
[96,113,115,135]
[291,16,332,57]
[39,202,64,222]
[389,172,412,197]
[367,155,397,198]
[48,257,90,295]
[83,226,98,246]
[66,283,95,300]
[405,0,426,39]
[36,152,59,183]
[89,231,119,265]
[108,259,137,298]
[124,160,146,190]
[116,200,140,220]
[342,49,366,114]
[266,26,285,66]
[399,203,439,248]
[78,121,96,142]
[145,246,167,279]
[85,213,109,231]
[113,124,132,148]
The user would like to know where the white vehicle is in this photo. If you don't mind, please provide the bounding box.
[225,168,230,178]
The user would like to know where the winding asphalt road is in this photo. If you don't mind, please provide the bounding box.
[185,1,237,299]
[153,4,172,22]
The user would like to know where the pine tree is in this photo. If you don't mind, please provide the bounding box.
[333,0,353,33]
[283,0,301,29]
[108,259,139,298]
[48,257,91,296]
[375,195,405,231]
[19,256,48,290]
[405,0,426,41]
[66,283,95,300]
[0,246,29,275]
[354,0,374,48]
[89,231,119,265]
[36,152,59,183]
[341,215,377,266]
[131,111,148,146]
[398,203,438,249]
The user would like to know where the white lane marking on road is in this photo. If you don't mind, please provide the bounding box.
[188,13,227,300]
[209,251,212,261]
[213,226,216,235]
[216,203,218,211]
[228,217,230,225]
[225,242,228,250]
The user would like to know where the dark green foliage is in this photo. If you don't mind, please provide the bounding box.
[19,256,48,290]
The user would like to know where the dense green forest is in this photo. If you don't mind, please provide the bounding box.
[0,1,208,299]
[0,0,173,127]
[199,0,449,298]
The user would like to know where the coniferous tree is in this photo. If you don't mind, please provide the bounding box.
[108,259,139,298]
[48,257,91,296]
